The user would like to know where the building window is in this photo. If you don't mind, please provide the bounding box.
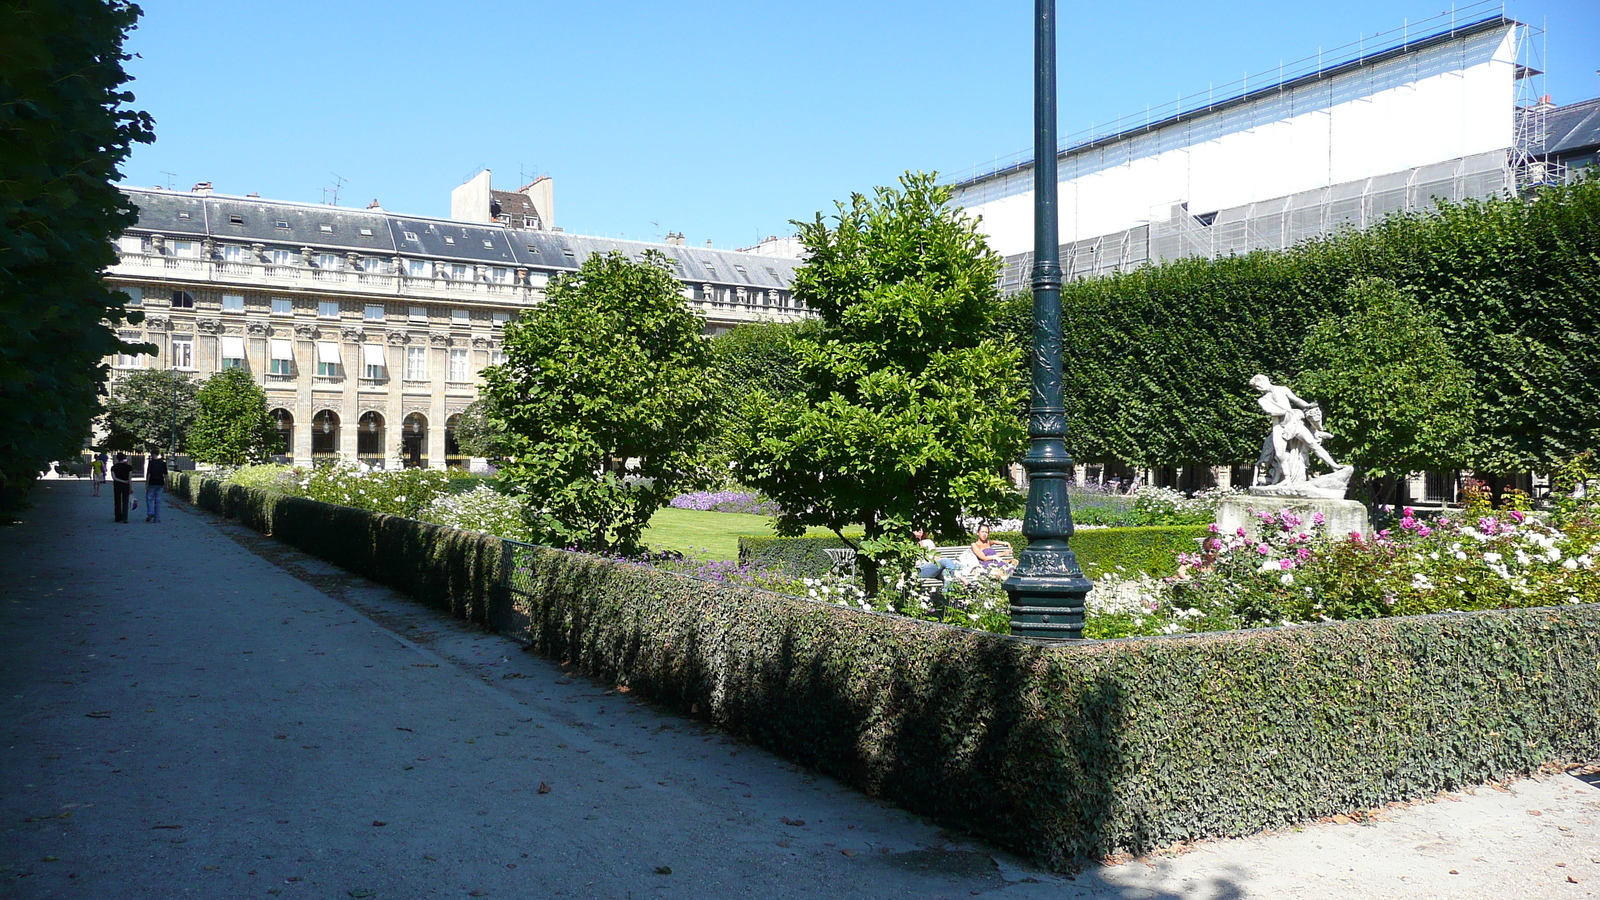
[315,341,342,377]
[362,344,386,380]
[443,236,455,245]
[492,312,509,326]
[451,308,469,326]
[450,263,470,281]
[123,286,142,306]
[448,348,469,382]
[364,304,385,322]
[489,267,509,283]
[270,248,295,266]
[271,297,293,315]
[317,253,342,269]
[221,335,246,370]
[171,290,194,309]
[405,346,427,381]
[318,300,339,318]
[269,339,293,375]
[363,257,387,274]
[275,220,290,229]
[408,306,426,323]
[118,235,144,254]
[490,349,506,366]
[170,337,195,370]
[222,294,245,312]
[171,240,200,258]
[222,244,248,262]
[229,214,245,225]
[319,224,333,234]
[115,350,145,369]
[407,259,429,278]
[359,227,374,236]
[403,231,419,241]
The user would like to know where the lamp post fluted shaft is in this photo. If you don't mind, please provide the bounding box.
[1004,0,1093,640]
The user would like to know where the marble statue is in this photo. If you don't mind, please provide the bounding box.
[1248,374,1354,500]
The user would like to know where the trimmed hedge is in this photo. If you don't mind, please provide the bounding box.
[737,526,1208,580]
[172,473,1600,871]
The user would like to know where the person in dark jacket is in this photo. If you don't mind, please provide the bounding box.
[144,450,168,523]
[110,453,133,523]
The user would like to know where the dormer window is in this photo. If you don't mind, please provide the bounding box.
[229,214,244,225]
[403,231,419,241]
[275,221,289,229]
[444,236,455,245]
[319,224,333,234]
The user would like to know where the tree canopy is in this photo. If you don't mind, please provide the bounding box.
[732,171,1025,586]
[99,368,198,454]
[480,250,719,553]
[1298,277,1474,497]
[0,0,154,504]
[186,368,281,466]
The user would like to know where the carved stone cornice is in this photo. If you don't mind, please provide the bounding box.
[340,327,365,343]
[144,315,171,332]
[470,336,491,349]
[246,321,270,336]
[428,332,451,346]
[385,330,410,345]
[293,324,319,340]
[195,318,222,334]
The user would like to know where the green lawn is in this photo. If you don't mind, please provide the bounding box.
[643,507,860,560]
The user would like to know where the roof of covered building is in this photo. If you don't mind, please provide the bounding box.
[1544,97,1600,155]
[117,187,800,289]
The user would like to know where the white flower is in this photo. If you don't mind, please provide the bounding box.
[1483,552,1502,563]
[1280,573,1294,586]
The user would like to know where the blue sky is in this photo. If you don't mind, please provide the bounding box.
[121,0,1599,250]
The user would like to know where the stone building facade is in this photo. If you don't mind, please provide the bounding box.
[106,186,805,469]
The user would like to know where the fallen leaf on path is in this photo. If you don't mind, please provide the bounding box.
[781,817,806,827]
[654,866,672,875]
[348,890,376,898]
[537,782,551,794]
[840,850,857,857]
[151,824,182,830]
[372,821,387,827]
[1569,876,1580,884]
[1528,810,1543,816]
[85,711,110,718]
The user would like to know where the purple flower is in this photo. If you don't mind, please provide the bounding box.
[1207,523,1220,533]
[1312,512,1326,526]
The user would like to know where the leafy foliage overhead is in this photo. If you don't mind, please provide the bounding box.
[481,250,719,553]
[0,0,154,503]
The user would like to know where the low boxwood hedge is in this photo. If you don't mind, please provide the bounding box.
[738,526,1207,580]
[173,473,1600,871]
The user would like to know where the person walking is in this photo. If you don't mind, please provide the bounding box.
[144,451,168,523]
[91,455,105,497]
[109,453,133,523]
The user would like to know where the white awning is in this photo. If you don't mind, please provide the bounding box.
[362,344,386,367]
[316,341,341,364]
[221,336,246,358]
[269,339,292,361]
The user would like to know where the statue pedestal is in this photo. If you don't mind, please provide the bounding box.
[1216,494,1372,542]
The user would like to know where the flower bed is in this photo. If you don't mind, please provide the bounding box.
[667,489,782,516]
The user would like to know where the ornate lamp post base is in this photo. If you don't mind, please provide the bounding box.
[1007,567,1090,640]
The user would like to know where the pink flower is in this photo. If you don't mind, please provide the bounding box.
[1313,512,1326,526]
[1297,547,1311,560]
[1236,527,1247,537]
[1206,538,1222,551]
[1207,523,1220,533]
[1256,543,1271,555]
[1348,531,1366,544]
[1279,558,1294,570]
[1417,525,1433,537]
[1403,507,1415,518]
[1510,510,1526,523]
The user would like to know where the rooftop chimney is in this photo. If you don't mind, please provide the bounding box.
[191,182,213,194]
[367,199,382,210]
[705,239,714,248]
[665,231,685,247]
[246,192,260,198]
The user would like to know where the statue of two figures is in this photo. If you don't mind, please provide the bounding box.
[1248,374,1355,500]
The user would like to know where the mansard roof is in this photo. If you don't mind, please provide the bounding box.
[118,187,798,289]
[1545,97,1600,156]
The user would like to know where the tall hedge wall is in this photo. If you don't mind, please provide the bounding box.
[992,177,1600,472]
[173,473,1600,871]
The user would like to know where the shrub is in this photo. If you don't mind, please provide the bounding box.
[418,484,537,543]
[295,463,449,519]
[172,473,1600,871]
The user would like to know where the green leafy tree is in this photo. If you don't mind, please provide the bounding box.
[0,0,155,505]
[704,319,819,477]
[99,368,198,453]
[480,250,719,553]
[1297,278,1474,503]
[732,172,1025,592]
[186,369,281,465]
[450,398,513,462]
